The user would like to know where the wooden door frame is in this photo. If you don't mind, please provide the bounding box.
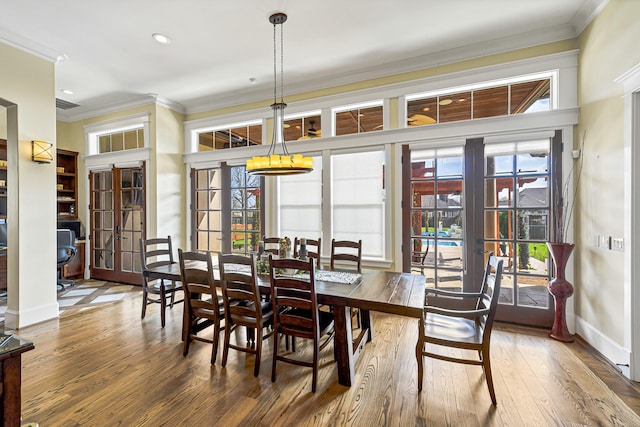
[89,165,146,285]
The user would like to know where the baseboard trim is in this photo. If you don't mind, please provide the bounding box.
[575,315,631,376]
[4,302,59,330]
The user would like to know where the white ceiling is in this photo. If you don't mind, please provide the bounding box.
[0,0,606,121]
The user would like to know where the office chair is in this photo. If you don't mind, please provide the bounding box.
[57,229,77,290]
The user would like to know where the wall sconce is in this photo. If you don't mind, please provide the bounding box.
[32,140,53,164]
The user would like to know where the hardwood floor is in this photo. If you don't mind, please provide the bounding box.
[12,293,640,426]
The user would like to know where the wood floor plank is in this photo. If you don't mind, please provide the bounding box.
[10,294,640,426]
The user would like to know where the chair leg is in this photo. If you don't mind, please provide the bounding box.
[311,343,318,393]
[271,332,279,383]
[482,348,497,405]
[141,288,148,319]
[169,281,176,308]
[417,320,424,392]
[247,326,255,346]
[254,325,263,377]
[211,319,221,365]
[159,282,167,328]
[182,317,191,357]
[222,322,232,367]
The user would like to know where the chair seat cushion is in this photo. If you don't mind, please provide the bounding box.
[423,313,482,345]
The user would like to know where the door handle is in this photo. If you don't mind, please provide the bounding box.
[115,225,121,240]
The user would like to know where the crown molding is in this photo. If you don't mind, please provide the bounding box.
[57,94,185,122]
[571,0,610,35]
[184,24,578,115]
[0,28,63,63]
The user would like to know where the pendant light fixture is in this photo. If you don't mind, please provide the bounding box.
[246,12,313,176]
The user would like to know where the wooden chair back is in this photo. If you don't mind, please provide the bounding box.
[293,237,322,260]
[139,236,182,328]
[330,239,362,272]
[417,254,504,404]
[178,249,222,364]
[263,236,281,255]
[218,252,273,376]
[269,256,334,392]
[140,236,174,270]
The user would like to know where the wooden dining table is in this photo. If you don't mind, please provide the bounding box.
[143,260,426,387]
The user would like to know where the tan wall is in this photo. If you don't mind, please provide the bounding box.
[153,105,185,248]
[60,103,185,254]
[575,0,640,344]
[0,42,58,328]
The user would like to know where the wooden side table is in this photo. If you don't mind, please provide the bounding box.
[0,334,34,427]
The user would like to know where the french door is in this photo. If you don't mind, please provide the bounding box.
[403,132,561,326]
[89,165,145,284]
[191,163,263,254]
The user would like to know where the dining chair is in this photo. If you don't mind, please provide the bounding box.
[263,236,281,256]
[293,237,321,261]
[417,254,504,405]
[218,253,274,377]
[178,249,224,364]
[269,256,335,392]
[412,243,430,276]
[330,239,362,272]
[330,238,363,327]
[139,236,183,328]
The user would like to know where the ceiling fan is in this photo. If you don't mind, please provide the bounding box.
[298,120,322,140]
[407,114,436,126]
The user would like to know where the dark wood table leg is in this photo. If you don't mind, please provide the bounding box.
[360,309,373,342]
[333,305,355,386]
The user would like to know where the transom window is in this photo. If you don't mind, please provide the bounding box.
[197,122,262,151]
[333,101,383,136]
[85,113,150,156]
[284,111,322,141]
[406,74,553,127]
[98,128,144,153]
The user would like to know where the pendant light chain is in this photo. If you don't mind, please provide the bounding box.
[246,12,313,176]
[273,22,277,106]
[280,22,284,105]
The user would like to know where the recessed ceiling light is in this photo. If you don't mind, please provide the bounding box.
[439,99,453,106]
[61,89,74,95]
[249,77,257,84]
[422,107,430,112]
[152,33,171,45]
[458,98,466,102]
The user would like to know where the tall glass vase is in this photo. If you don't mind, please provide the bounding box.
[546,242,575,343]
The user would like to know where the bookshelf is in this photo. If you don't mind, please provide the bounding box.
[56,149,78,218]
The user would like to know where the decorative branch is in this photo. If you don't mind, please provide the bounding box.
[555,131,586,243]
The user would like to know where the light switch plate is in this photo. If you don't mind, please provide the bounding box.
[612,238,624,251]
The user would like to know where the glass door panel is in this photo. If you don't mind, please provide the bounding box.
[193,168,223,252]
[410,147,464,291]
[90,165,145,285]
[404,134,560,327]
[484,139,554,325]
[192,165,262,255]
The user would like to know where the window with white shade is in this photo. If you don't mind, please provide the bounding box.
[276,148,386,261]
[278,156,323,240]
[331,150,385,258]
